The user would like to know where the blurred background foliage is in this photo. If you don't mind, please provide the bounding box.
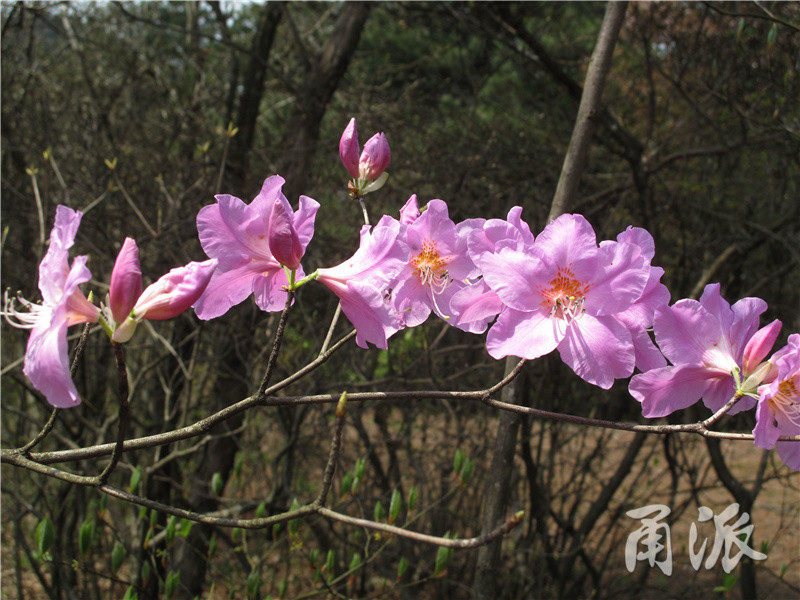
[2,2,799,599]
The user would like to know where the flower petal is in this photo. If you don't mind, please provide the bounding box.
[557,314,635,389]
[629,363,719,418]
[486,308,562,360]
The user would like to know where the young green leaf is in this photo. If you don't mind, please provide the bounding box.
[389,489,402,524]
[111,542,125,573]
[35,518,55,558]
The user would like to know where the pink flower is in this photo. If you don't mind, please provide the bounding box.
[602,227,671,372]
[339,118,390,195]
[133,260,217,320]
[194,175,319,320]
[448,206,534,334]
[390,199,480,328]
[317,215,408,349]
[107,238,217,342]
[268,198,303,270]
[629,284,780,418]
[4,206,99,408]
[753,333,800,470]
[478,213,650,389]
[109,237,142,324]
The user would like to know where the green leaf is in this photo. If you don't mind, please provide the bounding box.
[255,502,267,519]
[208,535,218,559]
[767,23,778,50]
[434,544,451,576]
[35,518,55,557]
[165,516,177,545]
[453,448,465,474]
[408,486,418,512]
[389,489,402,524]
[288,498,301,535]
[341,472,352,497]
[350,553,362,572]
[325,549,335,576]
[111,543,125,573]
[397,556,409,581]
[129,467,142,494]
[78,518,96,559]
[178,518,193,538]
[211,472,224,496]
[374,500,384,522]
[278,577,287,598]
[246,570,261,598]
[141,560,151,585]
[460,458,474,484]
[233,452,244,478]
[165,570,180,600]
[122,586,138,600]
[355,458,366,480]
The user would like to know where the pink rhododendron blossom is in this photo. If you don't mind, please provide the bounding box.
[134,260,217,320]
[629,284,780,418]
[391,199,480,328]
[478,213,650,389]
[339,118,390,195]
[108,237,142,324]
[268,198,303,270]
[448,206,536,334]
[602,227,670,372]
[3,206,99,408]
[194,175,319,320]
[753,333,800,470]
[317,215,408,349]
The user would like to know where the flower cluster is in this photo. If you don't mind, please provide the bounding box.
[5,207,216,407]
[7,117,797,471]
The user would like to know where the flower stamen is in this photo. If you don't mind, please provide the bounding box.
[769,376,800,429]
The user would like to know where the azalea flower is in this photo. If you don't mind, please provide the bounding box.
[339,118,391,196]
[390,198,481,328]
[448,206,536,334]
[629,284,781,417]
[4,206,99,408]
[478,213,650,389]
[753,333,800,470]
[111,259,218,343]
[193,175,319,320]
[316,215,408,349]
[602,227,671,372]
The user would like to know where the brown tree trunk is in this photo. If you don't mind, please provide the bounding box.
[279,2,372,201]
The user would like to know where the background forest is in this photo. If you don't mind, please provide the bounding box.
[1,2,799,599]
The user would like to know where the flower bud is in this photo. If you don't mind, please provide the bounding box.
[268,199,303,270]
[339,118,360,179]
[742,319,781,376]
[359,132,390,182]
[133,259,217,320]
[109,238,142,324]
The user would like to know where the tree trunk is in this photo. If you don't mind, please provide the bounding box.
[279,2,372,201]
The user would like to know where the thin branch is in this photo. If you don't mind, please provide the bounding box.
[257,289,295,396]
[97,342,130,484]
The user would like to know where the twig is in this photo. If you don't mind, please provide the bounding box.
[97,342,130,484]
[318,302,343,356]
[257,290,295,396]
[28,169,45,246]
[112,171,158,238]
